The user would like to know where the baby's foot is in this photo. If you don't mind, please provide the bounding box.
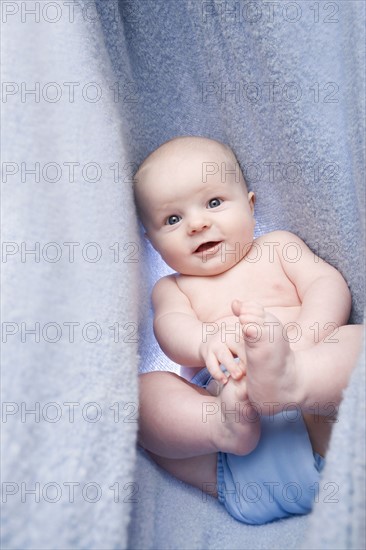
[211,374,261,456]
[232,300,300,415]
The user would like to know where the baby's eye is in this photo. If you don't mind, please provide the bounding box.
[165,214,181,225]
[207,198,222,209]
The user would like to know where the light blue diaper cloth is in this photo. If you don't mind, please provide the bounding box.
[191,367,325,525]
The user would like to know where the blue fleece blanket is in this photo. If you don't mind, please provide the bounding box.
[117,1,365,548]
[2,1,364,548]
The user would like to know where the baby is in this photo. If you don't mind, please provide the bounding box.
[134,136,362,524]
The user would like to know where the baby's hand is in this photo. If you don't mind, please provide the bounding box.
[199,331,246,383]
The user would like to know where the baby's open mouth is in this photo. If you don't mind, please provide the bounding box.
[194,241,222,254]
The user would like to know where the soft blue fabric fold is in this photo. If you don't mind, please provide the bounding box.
[116,0,364,547]
[2,0,364,548]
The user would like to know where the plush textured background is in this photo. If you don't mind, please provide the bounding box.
[2,2,139,549]
[2,0,364,548]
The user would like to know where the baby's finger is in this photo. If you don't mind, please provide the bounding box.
[229,343,247,372]
[229,355,247,377]
[205,354,228,383]
[216,350,243,380]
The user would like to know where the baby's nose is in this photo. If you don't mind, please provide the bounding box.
[188,216,211,234]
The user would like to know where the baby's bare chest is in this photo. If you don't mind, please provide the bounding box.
[177,257,300,322]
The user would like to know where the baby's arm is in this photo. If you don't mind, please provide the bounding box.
[152,275,245,381]
[275,231,351,347]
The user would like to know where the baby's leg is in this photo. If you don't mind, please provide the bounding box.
[139,371,260,459]
[241,306,362,412]
[233,302,363,448]
[292,324,363,409]
[293,324,363,456]
[147,450,218,497]
[233,301,299,413]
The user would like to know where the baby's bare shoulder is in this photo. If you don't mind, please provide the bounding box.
[152,274,179,295]
[152,274,196,316]
[256,230,304,245]
[152,274,192,303]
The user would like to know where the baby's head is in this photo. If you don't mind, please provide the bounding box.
[134,136,255,276]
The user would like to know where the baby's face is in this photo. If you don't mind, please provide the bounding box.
[136,142,255,276]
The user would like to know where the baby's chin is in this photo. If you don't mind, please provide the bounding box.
[173,261,237,277]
